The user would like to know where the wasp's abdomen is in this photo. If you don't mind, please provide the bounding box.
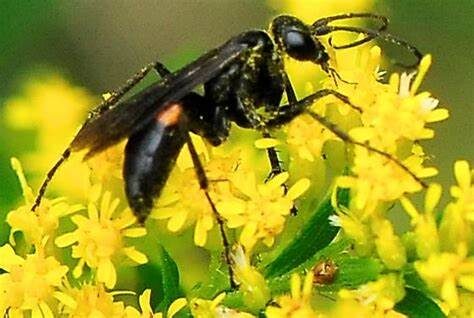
[123,103,187,223]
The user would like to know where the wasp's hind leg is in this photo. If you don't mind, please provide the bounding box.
[31,59,172,212]
[185,134,237,289]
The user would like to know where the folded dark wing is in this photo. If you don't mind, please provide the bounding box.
[71,39,249,158]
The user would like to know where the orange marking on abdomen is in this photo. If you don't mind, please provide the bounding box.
[155,103,183,126]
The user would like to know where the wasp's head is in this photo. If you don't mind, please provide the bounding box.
[270,15,329,68]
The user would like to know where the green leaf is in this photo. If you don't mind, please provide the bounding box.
[395,287,445,318]
[155,244,183,314]
[137,244,184,315]
[264,189,349,278]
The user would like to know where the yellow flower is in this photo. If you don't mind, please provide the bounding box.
[439,160,474,253]
[55,185,148,288]
[349,54,449,151]
[54,283,126,317]
[231,245,270,310]
[371,217,406,270]
[415,243,474,310]
[7,158,83,248]
[124,289,187,318]
[265,271,320,318]
[151,137,243,247]
[217,172,310,252]
[286,114,336,162]
[338,274,405,317]
[451,160,474,215]
[336,147,425,214]
[329,207,374,256]
[4,75,96,200]
[448,291,474,318]
[400,183,442,258]
[0,243,68,317]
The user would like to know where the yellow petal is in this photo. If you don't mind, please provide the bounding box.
[458,275,474,292]
[290,274,301,300]
[240,223,257,251]
[454,161,471,189]
[123,247,148,264]
[287,178,310,200]
[410,55,431,95]
[39,302,54,318]
[425,183,442,213]
[55,232,78,247]
[168,209,188,232]
[168,298,187,318]
[265,172,289,191]
[254,138,280,149]
[426,108,449,122]
[194,220,208,247]
[10,157,34,203]
[216,199,246,216]
[139,289,153,313]
[441,275,459,308]
[0,244,24,271]
[73,259,85,278]
[123,228,147,238]
[97,258,117,288]
[400,196,419,220]
[53,291,77,309]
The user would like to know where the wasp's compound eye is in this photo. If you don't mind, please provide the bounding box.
[284,30,318,61]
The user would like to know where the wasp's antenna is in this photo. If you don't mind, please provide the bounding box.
[315,25,422,69]
[313,13,389,50]
[311,13,422,68]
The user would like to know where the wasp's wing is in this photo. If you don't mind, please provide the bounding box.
[71,38,250,158]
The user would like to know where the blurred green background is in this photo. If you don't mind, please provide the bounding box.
[0,0,472,225]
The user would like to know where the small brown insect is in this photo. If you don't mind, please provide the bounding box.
[313,259,338,285]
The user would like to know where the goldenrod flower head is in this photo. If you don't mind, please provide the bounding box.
[152,136,242,247]
[451,160,474,218]
[338,274,405,316]
[330,298,406,318]
[348,56,448,151]
[231,245,270,310]
[448,291,474,318]
[329,207,373,256]
[337,148,424,214]
[265,271,320,318]
[415,243,474,309]
[7,158,83,248]
[217,172,310,252]
[400,183,442,258]
[322,51,444,215]
[439,161,474,253]
[54,283,126,317]
[55,184,147,288]
[286,114,335,162]
[0,243,68,317]
[371,217,407,270]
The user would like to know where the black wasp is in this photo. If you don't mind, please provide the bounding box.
[31,13,422,287]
